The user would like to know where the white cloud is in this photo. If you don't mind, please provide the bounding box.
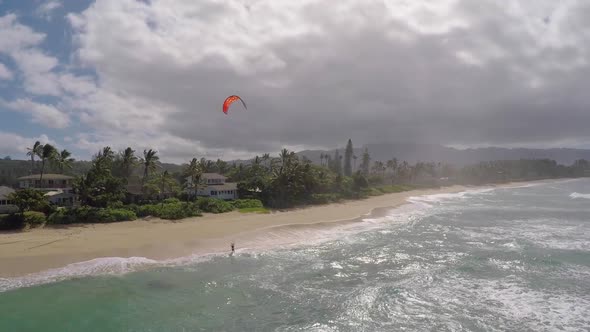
[0,14,44,52]
[0,14,63,96]
[0,131,55,157]
[1,98,70,129]
[35,1,63,20]
[58,0,590,161]
[0,63,12,80]
[12,49,61,95]
[5,1,590,161]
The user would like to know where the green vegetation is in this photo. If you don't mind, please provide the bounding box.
[1,137,590,230]
[231,199,265,209]
[0,211,46,230]
[130,201,202,220]
[238,207,271,214]
[195,197,234,214]
[7,189,50,214]
[47,207,137,224]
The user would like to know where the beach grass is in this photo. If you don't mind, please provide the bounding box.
[238,207,271,214]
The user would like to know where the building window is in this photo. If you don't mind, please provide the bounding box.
[62,180,67,185]
[211,191,217,196]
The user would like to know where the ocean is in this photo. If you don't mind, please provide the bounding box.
[1,179,589,331]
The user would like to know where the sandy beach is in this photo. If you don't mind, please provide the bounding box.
[0,184,509,277]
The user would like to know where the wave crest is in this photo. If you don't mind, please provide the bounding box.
[570,192,590,199]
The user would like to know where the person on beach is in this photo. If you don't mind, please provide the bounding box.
[230,242,235,256]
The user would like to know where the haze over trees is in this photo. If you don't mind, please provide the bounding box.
[1,137,589,230]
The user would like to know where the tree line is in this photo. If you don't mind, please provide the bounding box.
[15,139,590,209]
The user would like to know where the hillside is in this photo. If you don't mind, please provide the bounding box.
[297,143,590,166]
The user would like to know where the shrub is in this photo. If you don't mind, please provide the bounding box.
[47,207,137,224]
[238,207,270,214]
[361,188,382,197]
[0,212,46,230]
[98,209,137,222]
[132,202,202,220]
[124,203,140,215]
[231,199,264,209]
[196,197,235,214]
[310,193,341,205]
[0,214,24,230]
[23,211,46,227]
[163,198,180,204]
[107,201,124,209]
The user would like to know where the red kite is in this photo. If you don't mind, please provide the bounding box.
[222,95,247,114]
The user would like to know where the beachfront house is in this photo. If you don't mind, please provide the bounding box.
[0,186,18,214]
[185,173,238,200]
[16,174,78,207]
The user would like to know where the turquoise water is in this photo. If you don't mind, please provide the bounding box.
[1,179,589,331]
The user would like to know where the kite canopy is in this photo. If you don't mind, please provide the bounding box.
[222,95,247,114]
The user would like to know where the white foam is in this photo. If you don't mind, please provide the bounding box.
[407,187,496,206]
[570,192,590,199]
[0,253,220,293]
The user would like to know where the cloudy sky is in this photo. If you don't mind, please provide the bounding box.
[0,0,589,163]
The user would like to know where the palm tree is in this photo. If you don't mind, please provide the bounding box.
[372,161,385,176]
[120,147,137,179]
[53,149,75,173]
[262,153,271,169]
[38,144,57,183]
[26,141,43,174]
[157,170,174,203]
[216,159,228,174]
[184,158,203,199]
[98,146,115,160]
[278,149,292,175]
[141,149,159,185]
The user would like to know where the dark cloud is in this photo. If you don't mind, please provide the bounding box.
[41,0,590,161]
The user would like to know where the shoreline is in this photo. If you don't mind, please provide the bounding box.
[0,180,557,278]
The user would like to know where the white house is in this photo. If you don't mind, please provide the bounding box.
[0,186,18,214]
[16,174,78,207]
[185,173,238,200]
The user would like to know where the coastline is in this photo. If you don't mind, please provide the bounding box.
[0,180,553,278]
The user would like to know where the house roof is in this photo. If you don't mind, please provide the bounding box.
[17,174,75,180]
[202,173,227,180]
[185,173,227,182]
[0,186,15,199]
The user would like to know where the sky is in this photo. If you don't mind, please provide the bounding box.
[0,0,589,163]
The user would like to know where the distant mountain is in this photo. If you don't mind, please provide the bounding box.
[297,143,590,166]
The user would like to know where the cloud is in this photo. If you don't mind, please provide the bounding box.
[0,13,63,96]
[1,98,70,129]
[58,0,590,161]
[0,63,12,80]
[0,131,55,158]
[35,1,63,20]
[0,14,45,52]
[4,1,590,162]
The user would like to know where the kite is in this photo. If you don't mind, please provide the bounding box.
[222,95,247,114]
